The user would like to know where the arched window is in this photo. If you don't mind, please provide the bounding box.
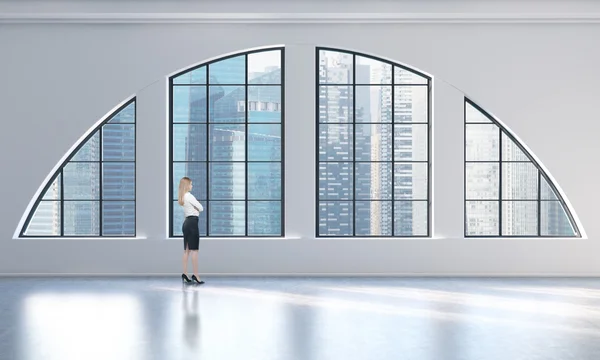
[19,98,136,237]
[169,47,284,237]
[464,98,580,237]
[316,48,431,237]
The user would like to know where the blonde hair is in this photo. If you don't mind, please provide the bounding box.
[177,177,192,206]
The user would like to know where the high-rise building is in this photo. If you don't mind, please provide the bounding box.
[318,51,423,236]
[177,66,282,236]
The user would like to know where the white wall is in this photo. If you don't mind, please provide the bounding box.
[1,0,600,275]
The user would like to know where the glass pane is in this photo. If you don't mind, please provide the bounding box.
[355,86,392,123]
[248,50,281,84]
[102,162,135,200]
[465,124,499,161]
[319,162,353,200]
[209,86,245,123]
[502,201,537,236]
[318,50,353,84]
[466,163,499,200]
[63,201,100,236]
[355,162,392,200]
[209,55,246,85]
[394,124,428,161]
[173,162,207,200]
[24,201,61,236]
[466,102,492,123]
[248,124,281,161]
[172,201,207,237]
[502,163,538,200]
[541,201,576,236]
[355,201,392,236]
[71,132,100,161]
[42,175,61,200]
[355,124,392,161]
[354,85,392,123]
[248,201,281,236]
[318,86,353,123]
[209,201,245,236]
[248,162,281,200]
[394,86,428,123]
[394,163,428,200]
[173,86,207,123]
[102,124,135,161]
[209,124,245,161]
[502,132,529,161]
[102,201,135,236]
[173,66,207,85]
[173,124,207,161]
[466,201,499,236]
[355,56,392,84]
[318,201,353,236]
[108,101,135,123]
[63,163,100,200]
[209,163,245,200]
[540,175,559,200]
[394,201,428,236]
[319,124,353,161]
[394,66,428,85]
[248,86,281,122]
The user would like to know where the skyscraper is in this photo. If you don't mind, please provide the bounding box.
[172,52,282,236]
[318,49,427,236]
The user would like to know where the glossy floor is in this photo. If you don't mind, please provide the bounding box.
[2,277,600,359]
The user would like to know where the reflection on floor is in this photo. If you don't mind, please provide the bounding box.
[1,277,600,360]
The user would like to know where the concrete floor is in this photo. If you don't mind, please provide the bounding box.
[1,277,600,360]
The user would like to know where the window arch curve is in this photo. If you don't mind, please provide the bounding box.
[169,46,284,237]
[464,97,581,237]
[17,98,136,238]
[316,47,431,237]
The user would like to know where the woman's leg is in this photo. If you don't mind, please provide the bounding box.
[182,247,190,274]
[191,250,200,279]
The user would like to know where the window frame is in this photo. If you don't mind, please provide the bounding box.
[315,47,432,238]
[19,98,137,238]
[168,47,285,238]
[463,97,580,237]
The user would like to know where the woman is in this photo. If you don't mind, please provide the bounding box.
[178,176,204,285]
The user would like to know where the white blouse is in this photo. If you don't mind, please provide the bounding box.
[182,192,204,217]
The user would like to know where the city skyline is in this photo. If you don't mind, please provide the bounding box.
[18,49,579,238]
[170,48,284,237]
[317,48,430,237]
[22,100,136,237]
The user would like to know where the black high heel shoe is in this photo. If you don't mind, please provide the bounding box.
[191,275,205,285]
[182,274,192,283]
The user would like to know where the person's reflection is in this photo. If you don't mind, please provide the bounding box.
[182,287,201,349]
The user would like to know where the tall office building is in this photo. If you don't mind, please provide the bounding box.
[178,66,282,235]
[23,102,136,237]
[319,51,421,236]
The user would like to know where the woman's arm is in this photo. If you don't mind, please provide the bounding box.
[187,193,204,212]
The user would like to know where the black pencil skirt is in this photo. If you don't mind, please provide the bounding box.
[182,216,200,250]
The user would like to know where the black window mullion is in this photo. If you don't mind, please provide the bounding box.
[60,170,64,236]
[352,54,356,236]
[427,80,431,237]
[245,54,249,237]
[391,66,395,236]
[280,48,286,237]
[537,170,541,236]
[498,128,503,236]
[463,100,467,236]
[315,49,320,237]
[99,128,103,236]
[169,80,174,237]
[206,69,211,236]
